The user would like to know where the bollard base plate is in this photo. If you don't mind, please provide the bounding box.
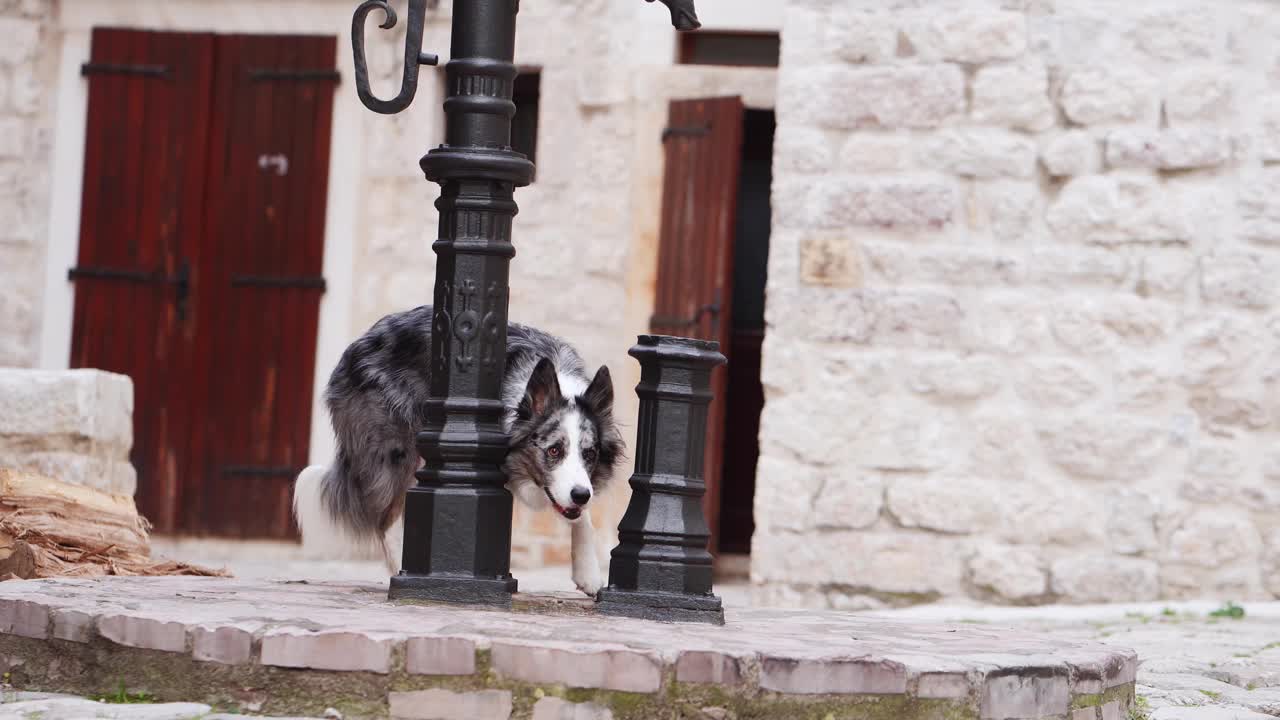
[389,573,518,607]
[595,586,725,625]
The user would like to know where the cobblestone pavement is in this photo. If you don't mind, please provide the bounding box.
[867,600,1280,720]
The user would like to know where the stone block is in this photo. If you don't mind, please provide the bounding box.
[1239,168,1280,245]
[0,19,39,67]
[9,452,137,497]
[799,234,861,288]
[0,117,23,158]
[969,181,1043,243]
[906,355,1004,404]
[774,126,836,174]
[752,455,818,532]
[98,615,186,653]
[1104,128,1233,171]
[759,657,907,695]
[490,643,662,693]
[1060,67,1155,125]
[1201,251,1274,310]
[531,697,613,720]
[839,134,915,173]
[782,65,964,130]
[51,609,93,643]
[0,369,133,451]
[1014,358,1100,409]
[801,471,880,531]
[192,624,254,665]
[1028,248,1128,290]
[675,651,743,686]
[793,176,958,232]
[1036,417,1166,481]
[1167,510,1262,569]
[0,598,46,639]
[827,10,896,63]
[1259,95,1280,162]
[1180,313,1259,388]
[980,670,1070,719]
[1048,174,1190,245]
[1041,131,1101,177]
[866,244,1024,288]
[903,9,1027,63]
[406,636,477,675]
[972,62,1055,131]
[916,672,971,699]
[389,689,513,720]
[1130,7,1219,62]
[1072,707,1098,720]
[752,530,965,596]
[924,129,1038,179]
[1165,66,1234,125]
[260,629,398,674]
[1050,556,1159,603]
[969,545,1047,601]
[1106,490,1160,556]
[886,476,1001,535]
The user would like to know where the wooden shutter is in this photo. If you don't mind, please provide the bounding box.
[189,34,337,538]
[650,97,745,555]
[71,28,216,532]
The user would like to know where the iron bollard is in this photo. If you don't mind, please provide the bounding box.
[597,335,726,625]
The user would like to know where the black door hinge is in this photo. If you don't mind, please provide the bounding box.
[81,62,171,79]
[662,124,710,142]
[248,68,341,83]
[230,274,327,291]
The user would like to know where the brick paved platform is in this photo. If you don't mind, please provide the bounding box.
[0,577,1136,719]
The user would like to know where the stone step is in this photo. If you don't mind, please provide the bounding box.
[0,576,1139,719]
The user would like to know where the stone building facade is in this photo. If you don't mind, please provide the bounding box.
[752,0,1280,607]
[5,0,1280,606]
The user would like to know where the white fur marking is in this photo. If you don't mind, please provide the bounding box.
[547,408,592,509]
[292,465,385,562]
[571,512,603,596]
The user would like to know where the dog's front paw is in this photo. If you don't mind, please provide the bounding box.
[573,563,603,597]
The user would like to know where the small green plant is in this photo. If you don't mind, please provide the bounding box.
[1199,689,1222,700]
[93,681,155,705]
[1161,607,1177,617]
[1129,695,1152,720]
[1210,601,1245,619]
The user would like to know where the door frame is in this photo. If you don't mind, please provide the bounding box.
[38,0,369,472]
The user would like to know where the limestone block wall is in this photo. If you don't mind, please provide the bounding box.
[0,369,136,496]
[754,0,1280,607]
[0,0,56,368]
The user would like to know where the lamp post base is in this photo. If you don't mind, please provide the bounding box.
[389,574,518,607]
[596,587,725,625]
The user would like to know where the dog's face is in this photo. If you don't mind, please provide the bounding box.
[507,358,623,521]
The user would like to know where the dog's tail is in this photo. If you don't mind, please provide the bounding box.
[292,464,391,565]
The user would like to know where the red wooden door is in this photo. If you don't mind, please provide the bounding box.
[71,29,336,539]
[650,97,745,556]
[189,34,337,538]
[71,28,215,529]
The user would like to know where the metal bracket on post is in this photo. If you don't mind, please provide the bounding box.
[352,0,439,115]
[596,335,727,625]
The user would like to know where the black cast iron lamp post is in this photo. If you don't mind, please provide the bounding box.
[351,0,700,607]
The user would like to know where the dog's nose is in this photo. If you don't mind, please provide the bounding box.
[570,486,591,506]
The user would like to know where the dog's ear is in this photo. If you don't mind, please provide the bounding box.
[583,366,614,416]
[522,357,563,417]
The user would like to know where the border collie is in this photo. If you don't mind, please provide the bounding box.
[292,305,625,595]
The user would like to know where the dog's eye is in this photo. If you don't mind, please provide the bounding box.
[546,445,563,459]
[582,449,597,464]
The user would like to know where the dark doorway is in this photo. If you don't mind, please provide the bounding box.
[716,109,773,556]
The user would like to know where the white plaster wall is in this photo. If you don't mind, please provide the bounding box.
[755,0,1280,607]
